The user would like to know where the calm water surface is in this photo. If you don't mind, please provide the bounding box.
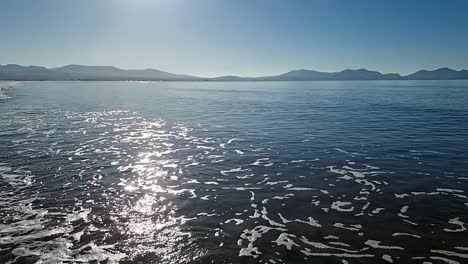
[1,81,468,264]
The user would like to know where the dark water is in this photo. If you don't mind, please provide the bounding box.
[1,80,468,264]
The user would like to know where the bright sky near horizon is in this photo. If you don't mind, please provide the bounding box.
[1,0,468,77]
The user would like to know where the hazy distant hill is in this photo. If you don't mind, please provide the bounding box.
[207,75,248,81]
[332,69,402,80]
[255,69,332,81]
[0,64,69,80]
[234,68,402,81]
[1,64,468,81]
[405,68,468,80]
[0,64,199,81]
[218,69,403,81]
[54,65,199,81]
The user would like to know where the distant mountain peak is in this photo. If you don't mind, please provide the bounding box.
[428,67,458,73]
[406,67,468,80]
[58,64,120,70]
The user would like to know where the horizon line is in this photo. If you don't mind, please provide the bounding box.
[2,63,468,78]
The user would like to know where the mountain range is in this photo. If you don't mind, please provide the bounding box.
[1,64,468,81]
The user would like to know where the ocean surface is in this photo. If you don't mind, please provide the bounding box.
[1,80,468,264]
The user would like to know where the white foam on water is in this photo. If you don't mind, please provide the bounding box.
[185,179,200,184]
[260,207,285,228]
[204,181,219,185]
[364,240,404,250]
[431,250,468,258]
[295,217,321,227]
[225,218,244,225]
[300,251,374,258]
[333,223,362,231]
[395,193,411,198]
[329,241,351,247]
[398,205,410,218]
[290,160,305,163]
[170,175,179,181]
[443,218,467,232]
[245,191,255,203]
[392,232,421,238]
[272,233,299,250]
[227,138,244,144]
[348,170,366,178]
[0,81,18,100]
[221,167,249,175]
[382,254,394,263]
[272,195,291,200]
[331,201,355,212]
[237,174,254,179]
[0,165,34,188]
[239,225,287,258]
[286,187,315,191]
[430,256,460,264]
[300,236,366,254]
[0,200,126,264]
[278,213,292,224]
[196,145,215,150]
[251,158,270,166]
[372,208,385,214]
[437,188,464,193]
[266,180,289,185]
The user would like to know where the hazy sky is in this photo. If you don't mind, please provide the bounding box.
[1,0,468,77]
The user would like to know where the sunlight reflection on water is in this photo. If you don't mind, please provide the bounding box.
[1,81,468,263]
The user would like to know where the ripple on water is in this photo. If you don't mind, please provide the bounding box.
[0,107,468,264]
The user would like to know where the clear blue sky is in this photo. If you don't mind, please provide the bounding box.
[1,0,468,77]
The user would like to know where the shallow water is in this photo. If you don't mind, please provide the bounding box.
[1,80,468,264]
